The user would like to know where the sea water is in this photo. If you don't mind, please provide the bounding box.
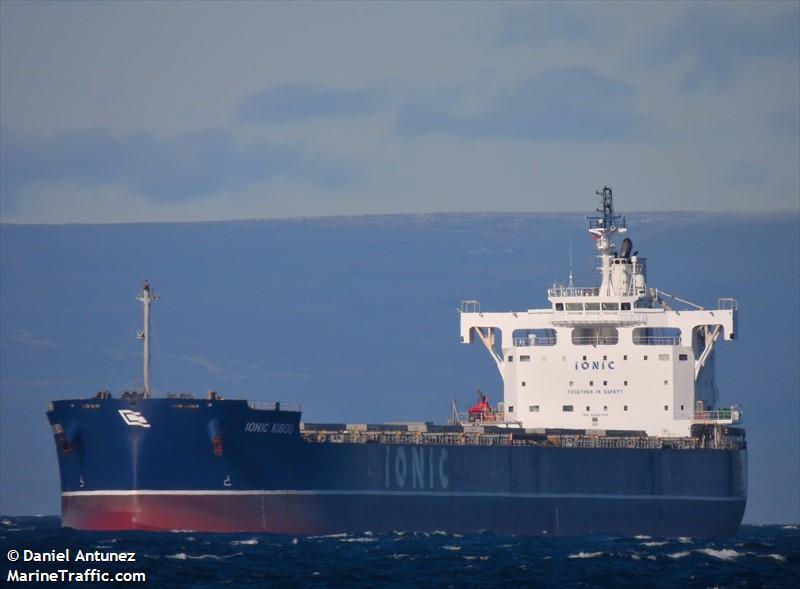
[1,517,797,588]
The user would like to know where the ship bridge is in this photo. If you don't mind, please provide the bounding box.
[458,187,741,438]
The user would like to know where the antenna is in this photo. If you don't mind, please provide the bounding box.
[568,238,574,289]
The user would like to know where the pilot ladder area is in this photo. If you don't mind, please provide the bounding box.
[300,423,746,450]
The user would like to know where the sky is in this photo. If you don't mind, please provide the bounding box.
[1,1,798,223]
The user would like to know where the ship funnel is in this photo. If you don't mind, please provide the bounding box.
[620,238,633,259]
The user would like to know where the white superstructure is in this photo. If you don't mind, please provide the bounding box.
[459,187,741,437]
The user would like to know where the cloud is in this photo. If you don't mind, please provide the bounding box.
[238,83,386,123]
[395,67,638,141]
[498,3,597,45]
[0,126,352,212]
[644,5,799,92]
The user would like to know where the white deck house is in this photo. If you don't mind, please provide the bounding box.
[459,187,740,438]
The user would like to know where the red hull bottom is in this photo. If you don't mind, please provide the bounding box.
[61,492,746,537]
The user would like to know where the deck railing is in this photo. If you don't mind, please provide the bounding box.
[693,407,742,424]
[632,335,681,346]
[300,428,746,450]
[247,401,301,412]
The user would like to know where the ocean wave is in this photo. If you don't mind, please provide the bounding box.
[696,548,743,561]
[309,533,349,539]
[166,552,243,560]
[568,551,604,559]
[339,537,377,543]
[230,538,259,546]
[667,551,691,559]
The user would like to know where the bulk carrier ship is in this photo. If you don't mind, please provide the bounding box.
[47,188,747,536]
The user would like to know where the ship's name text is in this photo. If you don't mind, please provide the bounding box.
[244,422,294,434]
[574,360,615,371]
[385,447,449,490]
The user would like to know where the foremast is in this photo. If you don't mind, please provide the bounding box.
[136,280,158,398]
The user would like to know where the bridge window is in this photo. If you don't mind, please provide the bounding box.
[555,303,564,311]
[602,302,619,311]
[508,356,513,362]
[562,405,573,412]
[585,302,600,311]
[520,355,530,362]
[679,354,688,361]
[529,405,539,412]
[659,354,670,361]
[624,405,628,411]
[571,327,619,345]
[621,302,631,310]
[508,406,514,413]
[633,327,681,345]
[565,303,583,311]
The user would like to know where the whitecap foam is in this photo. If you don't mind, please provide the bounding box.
[667,551,691,559]
[634,535,652,540]
[442,545,462,551]
[696,548,743,561]
[762,553,787,562]
[781,524,798,530]
[641,541,668,547]
[677,537,693,544]
[339,537,377,543]
[309,533,349,539]
[166,552,243,560]
[568,551,604,559]
[231,538,259,546]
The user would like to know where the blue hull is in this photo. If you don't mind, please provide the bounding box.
[47,398,747,536]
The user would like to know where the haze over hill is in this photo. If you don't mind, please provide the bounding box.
[0,212,798,524]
